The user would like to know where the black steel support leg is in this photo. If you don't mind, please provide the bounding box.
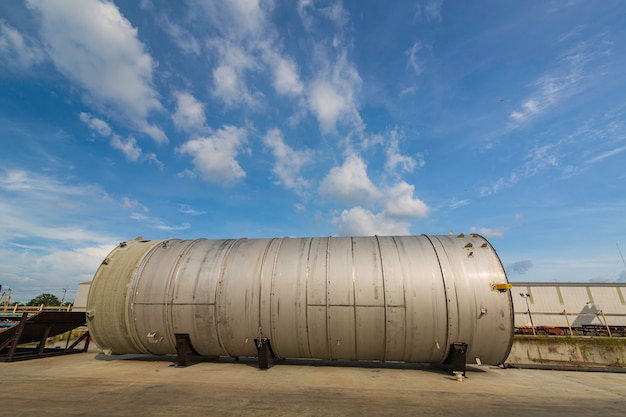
[445,342,468,377]
[254,338,277,370]
[5,312,29,362]
[37,325,52,356]
[175,333,200,367]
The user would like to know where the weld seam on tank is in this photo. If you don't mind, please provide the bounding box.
[214,238,244,358]
[304,237,314,359]
[374,236,388,363]
[324,237,331,360]
[128,240,164,354]
[423,234,453,363]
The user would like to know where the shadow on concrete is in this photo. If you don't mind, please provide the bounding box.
[93,352,489,376]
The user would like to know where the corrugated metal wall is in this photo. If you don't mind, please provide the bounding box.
[511,283,626,327]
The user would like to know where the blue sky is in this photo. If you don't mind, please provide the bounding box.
[1,0,626,302]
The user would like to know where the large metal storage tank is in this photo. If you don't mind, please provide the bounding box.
[86,234,514,365]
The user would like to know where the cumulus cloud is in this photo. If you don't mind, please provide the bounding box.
[334,206,410,236]
[507,260,534,274]
[469,226,506,238]
[271,56,304,96]
[307,52,363,134]
[110,135,141,162]
[320,153,380,205]
[263,128,312,193]
[308,82,347,134]
[208,39,261,107]
[0,20,45,69]
[172,91,206,132]
[617,271,626,283]
[27,0,166,143]
[177,125,248,184]
[384,181,430,219]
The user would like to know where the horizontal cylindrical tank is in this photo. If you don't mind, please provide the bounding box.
[86,234,514,365]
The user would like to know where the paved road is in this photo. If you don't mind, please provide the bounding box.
[1,353,625,416]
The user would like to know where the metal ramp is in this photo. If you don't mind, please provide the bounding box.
[0,311,89,362]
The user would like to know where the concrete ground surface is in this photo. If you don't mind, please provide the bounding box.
[1,353,625,416]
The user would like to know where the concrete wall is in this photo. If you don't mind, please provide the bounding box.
[506,336,626,369]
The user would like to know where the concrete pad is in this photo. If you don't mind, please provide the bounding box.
[1,353,625,416]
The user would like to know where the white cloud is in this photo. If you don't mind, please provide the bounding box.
[384,130,421,175]
[172,91,206,132]
[308,81,346,134]
[334,206,410,236]
[297,0,315,30]
[0,169,100,197]
[201,0,266,38]
[272,56,304,96]
[0,169,119,246]
[122,197,148,213]
[178,204,206,216]
[163,18,201,55]
[480,143,559,196]
[415,0,443,22]
[212,64,260,107]
[384,181,430,219]
[0,243,115,301]
[586,144,626,165]
[320,1,349,26]
[469,226,506,238]
[206,25,263,107]
[509,43,588,123]
[307,51,363,134]
[27,0,166,143]
[177,125,248,184]
[129,213,190,231]
[79,112,111,137]
[0,20,45,69]
[320,153,380,205]
[110,135,141,162]
[449,198,470,210]
[79,112,162,167]
[406,41,424,76]
[263,128,313,192]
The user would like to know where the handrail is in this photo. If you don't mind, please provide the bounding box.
[1,303,73,313]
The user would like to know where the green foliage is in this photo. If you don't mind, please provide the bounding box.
[26,293,61,306]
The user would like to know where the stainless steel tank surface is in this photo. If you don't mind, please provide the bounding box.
[86,234,514,365]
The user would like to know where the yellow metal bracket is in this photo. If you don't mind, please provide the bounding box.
[491,283,512,292]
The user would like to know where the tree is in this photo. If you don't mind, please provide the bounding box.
[26,293,61,306]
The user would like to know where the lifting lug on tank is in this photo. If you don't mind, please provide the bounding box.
[491,283,512,292]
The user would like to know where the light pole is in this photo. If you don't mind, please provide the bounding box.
[520,292,536,335]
